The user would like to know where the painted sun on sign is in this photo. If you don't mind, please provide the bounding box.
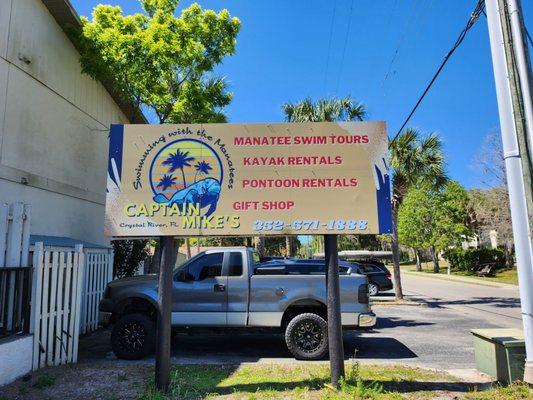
[149,139,224,217]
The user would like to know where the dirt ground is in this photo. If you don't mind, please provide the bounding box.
[0,360,150,400]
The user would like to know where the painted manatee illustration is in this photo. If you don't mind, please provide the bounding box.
[153,177,221,217]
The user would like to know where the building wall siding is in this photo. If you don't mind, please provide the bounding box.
[0,0,131,245]
[0,335,33,386]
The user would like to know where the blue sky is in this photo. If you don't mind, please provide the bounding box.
[70,0,533,189]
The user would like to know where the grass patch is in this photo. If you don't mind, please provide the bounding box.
[32,374,55,389]
[137,363,490,400]
[464,382,532,399]
[399,262,518,285]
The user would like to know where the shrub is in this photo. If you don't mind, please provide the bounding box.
[112,239,148,278]
[444,248,505,272]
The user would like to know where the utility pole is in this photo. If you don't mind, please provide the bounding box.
[486,0,533,384]
[324,234,345,387]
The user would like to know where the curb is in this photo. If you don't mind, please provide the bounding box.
[401,270,518,289]
[371,298,427,307]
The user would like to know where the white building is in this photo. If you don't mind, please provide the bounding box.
[0,0,144,247]
[0,0,143,386]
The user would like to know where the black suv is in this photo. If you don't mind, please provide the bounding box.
[257,258,393,296]
[349,259,393,295]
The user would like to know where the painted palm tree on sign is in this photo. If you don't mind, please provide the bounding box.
[162,150,195,189]
[194,160,213,182]
[156,174,177,191]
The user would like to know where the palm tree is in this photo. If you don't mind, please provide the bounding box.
[389,129,447,300]
[279,97,366,256]
[194,160,213,182]
[282,97,366,123]
[162,150,195,189]
[156,174,177,191]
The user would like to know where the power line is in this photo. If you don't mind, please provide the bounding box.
[391,0,485,143]
[525,25,533,48]
[323,0,338,93]
[380,0,422,95]
[335,0,355,94]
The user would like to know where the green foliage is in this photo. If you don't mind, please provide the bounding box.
[201,237,250,247]
[340,362,384,399]
[112,239,148,277]
[32,374,55,389]
[282,97,366,122]
[389,129,448,204]
[444,247,506,272]
[398,181,471,252]
[76,0,241,123]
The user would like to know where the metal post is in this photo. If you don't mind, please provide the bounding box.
[324,234,345,387]
[155,236,177,392]
[486,0,533,383]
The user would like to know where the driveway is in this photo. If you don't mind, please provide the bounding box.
[79,305,501,371]
[399,271,522,329]
[78,271,523,372]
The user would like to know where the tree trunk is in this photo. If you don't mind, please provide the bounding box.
[285,236,292,257]
[185,238,191,259]
[391,204,404,300]
[431,246,440,273]
[505,241,513,268]
[254,236,266,257]
[149,239,161,274]
[415,249,422,272]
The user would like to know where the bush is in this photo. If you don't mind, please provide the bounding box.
[112,239,148,277]
[444,248,506,272]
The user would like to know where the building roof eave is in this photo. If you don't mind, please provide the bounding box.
[41,0,147,123]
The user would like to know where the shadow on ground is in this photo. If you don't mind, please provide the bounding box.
[79,328,418,363]
[425,296,520,309]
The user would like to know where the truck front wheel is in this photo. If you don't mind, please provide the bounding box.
[285,313,328,360]
[111,313,155,360]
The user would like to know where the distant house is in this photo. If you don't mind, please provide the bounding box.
[0,0,144,247]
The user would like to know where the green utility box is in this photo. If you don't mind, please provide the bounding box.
[471,328,526,383]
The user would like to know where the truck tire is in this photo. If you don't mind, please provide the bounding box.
[111,313,155,360]
[285,313,328,360]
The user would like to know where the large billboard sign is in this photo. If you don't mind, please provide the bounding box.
[105,122,392,237]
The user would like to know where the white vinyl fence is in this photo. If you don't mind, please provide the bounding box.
[80,249,113,335]
[31,243,84,369]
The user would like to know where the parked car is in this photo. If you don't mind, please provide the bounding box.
[99,247,375,361]
[350,260,393,296]
[261,258,393,296]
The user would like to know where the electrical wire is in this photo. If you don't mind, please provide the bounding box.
[380,0,422,94]
[525,25,533,48]
[323,0,338,93]
[335,0,355,94]
[391,0,486,143]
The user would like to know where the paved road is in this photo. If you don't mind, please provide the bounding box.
[79,272,523,372]
[399,272,522,329]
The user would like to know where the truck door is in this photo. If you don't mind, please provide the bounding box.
[172,252,228,326]
[225,251,248,326]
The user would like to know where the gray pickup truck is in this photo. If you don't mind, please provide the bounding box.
[99,247,376,360]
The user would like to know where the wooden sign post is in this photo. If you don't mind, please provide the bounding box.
[324,234,345,386]
[155,236,177,392]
